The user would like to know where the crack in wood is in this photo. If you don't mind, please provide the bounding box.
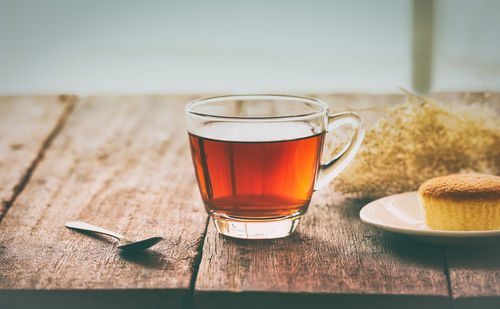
[442,247,454,301]
[0,95,77,223]
[182,216,210,309]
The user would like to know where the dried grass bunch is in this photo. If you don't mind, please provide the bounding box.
[332,91,500,198]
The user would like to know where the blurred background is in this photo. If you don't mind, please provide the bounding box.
[1,0,499,95]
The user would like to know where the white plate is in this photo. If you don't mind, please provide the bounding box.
[359,191,500,245]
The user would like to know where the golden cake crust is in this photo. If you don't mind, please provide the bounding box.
[418,174,500,201]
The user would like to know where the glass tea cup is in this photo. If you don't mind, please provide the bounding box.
[185,95,364,239]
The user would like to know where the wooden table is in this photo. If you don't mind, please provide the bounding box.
[1,94,499,309]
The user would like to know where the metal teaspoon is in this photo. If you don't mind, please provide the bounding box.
[65,221,163,251]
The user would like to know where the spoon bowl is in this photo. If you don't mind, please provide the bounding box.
[117,236,163,251]
[65,221,163,251]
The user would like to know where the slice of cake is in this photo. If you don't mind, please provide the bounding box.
[418,174,500,231]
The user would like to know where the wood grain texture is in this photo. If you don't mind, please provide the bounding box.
[0,95,71,221]
[1,93,498,309]
[447,245,500,308]
[195,189,450,308]
[0,95,208,309]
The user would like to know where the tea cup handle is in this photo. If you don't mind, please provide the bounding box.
[314,112,364,190]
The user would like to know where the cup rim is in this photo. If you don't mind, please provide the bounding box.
[185,94,328,120]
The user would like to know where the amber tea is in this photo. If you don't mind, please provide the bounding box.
[189,132,324,219]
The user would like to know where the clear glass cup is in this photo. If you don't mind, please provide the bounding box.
[185,95,364,239]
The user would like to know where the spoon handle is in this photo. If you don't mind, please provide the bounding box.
[65,221,126,241]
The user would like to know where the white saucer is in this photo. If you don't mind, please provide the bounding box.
[359,191,500,245]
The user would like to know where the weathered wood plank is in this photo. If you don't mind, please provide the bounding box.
[1,93,498,309]
[447,245,500,309]
[0,95,71,221]
[195,192,450,309]
[0,95,208,308]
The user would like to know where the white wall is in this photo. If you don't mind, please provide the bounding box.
[0,0,498,95]
[433,0,500,92]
